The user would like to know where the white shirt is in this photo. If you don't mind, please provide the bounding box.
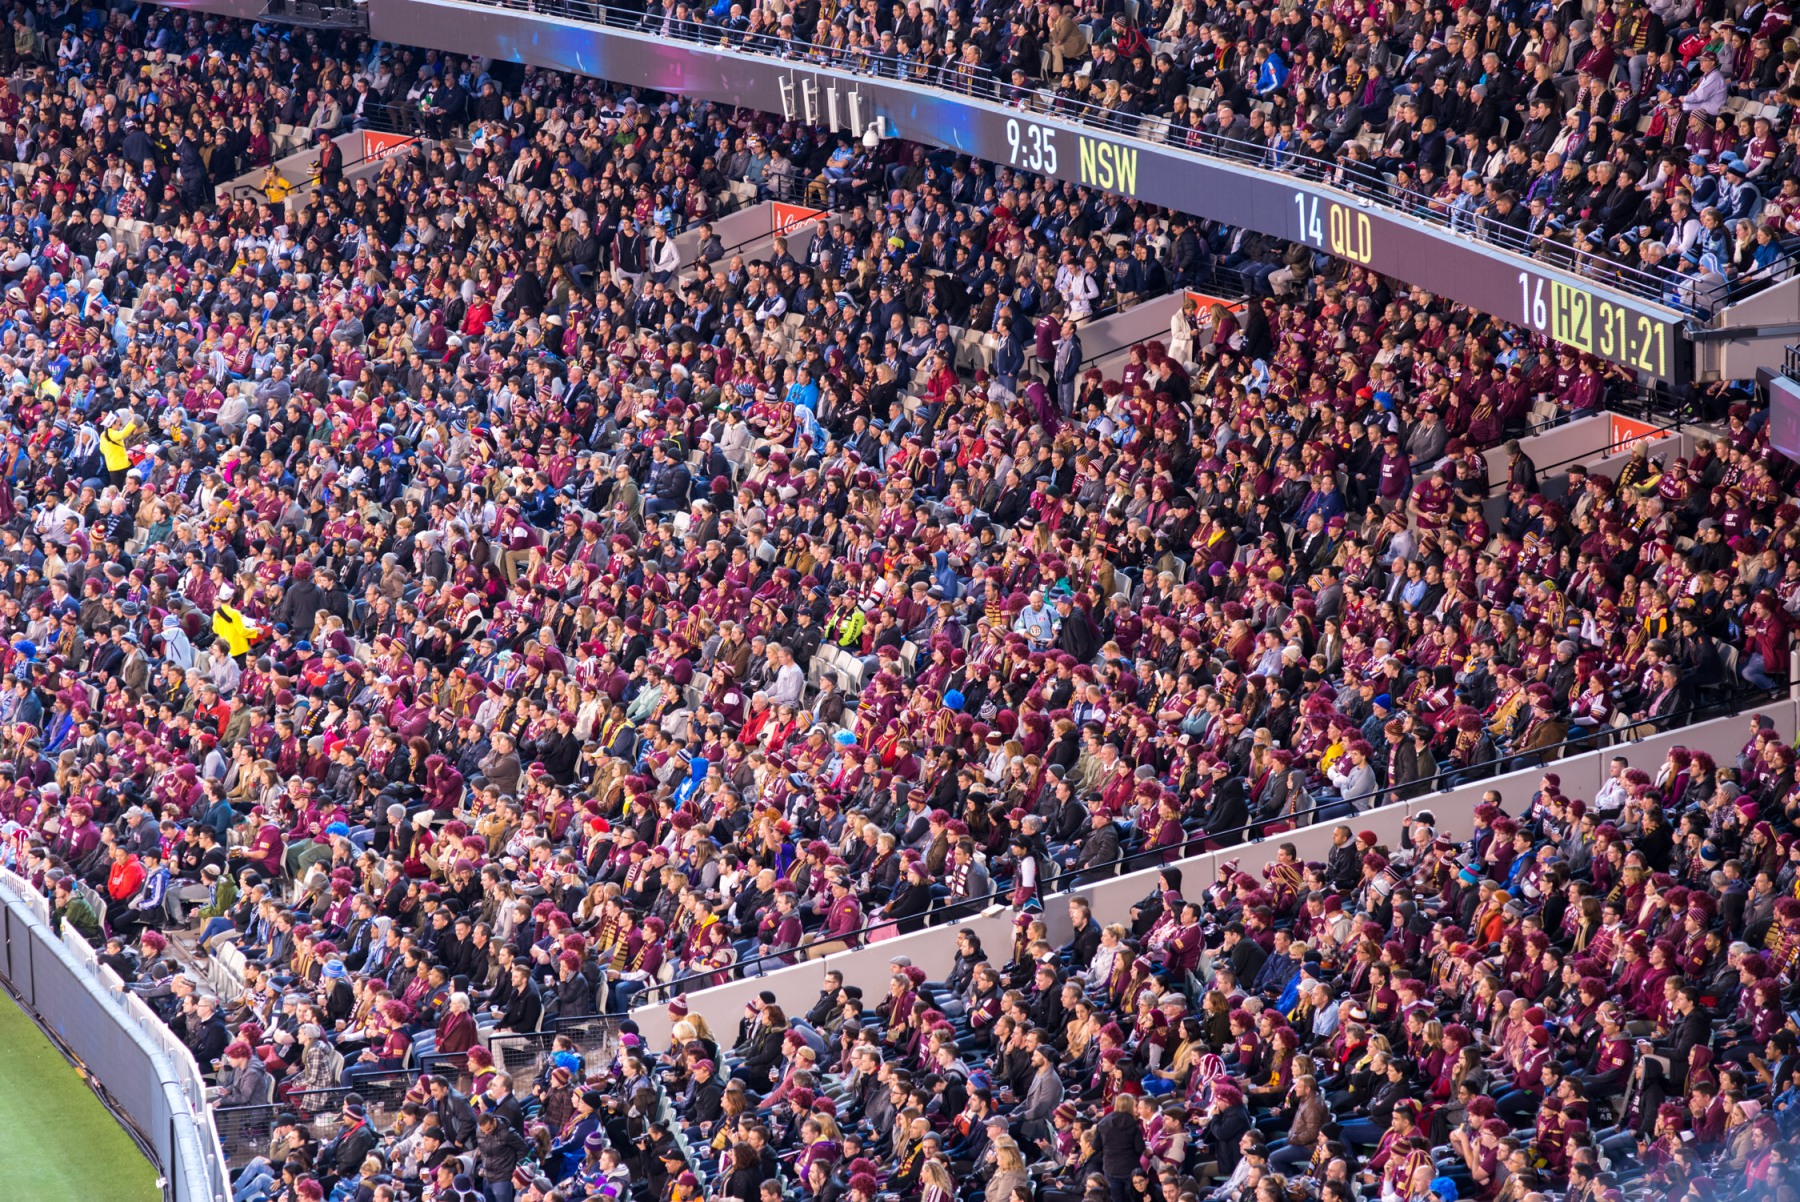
[1594,776,1629,815]
[770,661,806,708]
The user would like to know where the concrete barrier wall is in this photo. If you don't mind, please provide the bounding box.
[1697,273,1800,380]
[630,905,1033,1046]
[0,869,230,1202]
[1479,413,1608,489]
[1083,294,1185,369]
[213,130,358,210]
[672,202,778,263]
[975,696,1796,981]
[632,697,1798,1044]
[714,232,786,270]
[1480,410,1699,527]
[1564,428,1704,498]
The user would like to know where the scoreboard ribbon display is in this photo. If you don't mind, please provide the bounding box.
[983,114,1684,384]
[378,0,1690,386]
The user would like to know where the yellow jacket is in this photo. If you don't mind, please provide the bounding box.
[212,604,253,658]
[100,421,135,471]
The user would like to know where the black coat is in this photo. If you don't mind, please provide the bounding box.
[1075,821,1121,882]
[476,1121,532,1182]
[878,877,933,931]
[500,982,543,1032]
[188,1013,231,1067]
[1208,1103,1253,1171]
[1203,780,1249,841]
[687,1076,725,1124]
[1065,918,1102,965]
[1056,608,1101,662]
[738,1024,785,1090]
[723,1166,763,1202]
[557,972,596,1018]
[1096,1110,1146,1175]
[321,1119,378,1180]
[275,577,327,634]
[1226,936,1267,984]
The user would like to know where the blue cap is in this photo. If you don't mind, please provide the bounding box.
[944,690,965,711]
[324,822,350,838]
[1374,694,1393,710]
[1430,1179,1460,1202]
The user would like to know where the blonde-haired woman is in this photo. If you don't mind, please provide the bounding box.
[682,1007,718,1048]
[230,758,278,808]
[576,881,615,926]
[921,1157,956,1202]
[288,1022,337,1103]
[986,1141,1028,1202]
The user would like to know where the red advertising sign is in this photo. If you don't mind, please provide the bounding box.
[360,130,416,162]
[1607,413,1674,455]
[772,202,825,237]
[1184,290,1245,314]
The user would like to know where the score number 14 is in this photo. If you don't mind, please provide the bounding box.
[1293,192,1373,264]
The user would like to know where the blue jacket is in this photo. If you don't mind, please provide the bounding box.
[1295,487,1345,526]
[995,335,1025,384]
[932,551,962,601]
[1257,53,1288,95]
[1716,179,1761,223]
[131,864,170,913]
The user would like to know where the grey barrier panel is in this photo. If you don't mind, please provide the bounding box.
[0,869,230,1202]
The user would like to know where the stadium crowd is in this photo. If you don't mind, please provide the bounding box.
[0,1,1789,1202]
[584,0,1800,310]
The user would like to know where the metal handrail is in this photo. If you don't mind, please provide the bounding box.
[636,682,1772,1002]
[451,0,1722,312]
[1567,410,1685,475]
[212,1016,619,1165]
[355,101,431,136]
[1709,236,1800,308]
[1354,684,1775,809]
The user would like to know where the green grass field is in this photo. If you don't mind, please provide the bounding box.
[0,986,161,1201]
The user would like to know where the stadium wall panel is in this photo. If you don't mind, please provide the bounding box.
[0,870,231,1202]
